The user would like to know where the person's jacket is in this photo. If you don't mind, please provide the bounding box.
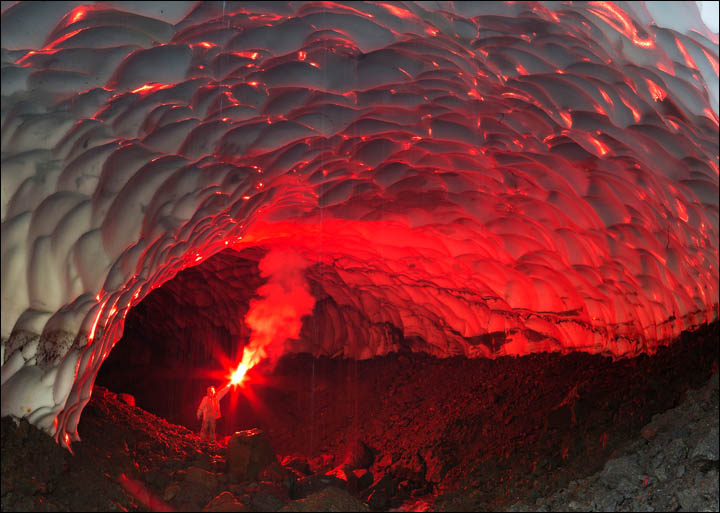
[197,385,229,420]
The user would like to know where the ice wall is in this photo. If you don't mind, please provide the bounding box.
[1,1,718,449]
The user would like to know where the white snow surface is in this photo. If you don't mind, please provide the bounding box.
[1,1,718,448]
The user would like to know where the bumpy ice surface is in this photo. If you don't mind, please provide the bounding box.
[1,1,718,449]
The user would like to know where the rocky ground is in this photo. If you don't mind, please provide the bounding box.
[1,321,718,512]
[509,371,719,512]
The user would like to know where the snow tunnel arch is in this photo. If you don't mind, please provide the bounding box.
[91,244,408,429]
[1,1,718,450]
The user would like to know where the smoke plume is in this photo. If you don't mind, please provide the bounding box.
[242,249,315,369]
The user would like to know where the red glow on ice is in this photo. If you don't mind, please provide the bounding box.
[588,135,610,156]
[619,95,642,122]
[701,47,719,76]
[633,36,654,49]
[560,111,573,128]
[675,39,698,70]
[704,108,719,126]
[233,51,259,60]
[248,13,284,21]
[502,92,530,101]
[530,3,561,24]
[44,28,84,49]
[587,2,655,49]
[314,2,373,18]
[15,49,60,65]
[657,59,674,75]
[88,299,108,344]
[64,433,73,454]
[645,78,667,102]
[131,83,172,95]
[676,199,689,222]
[599,88,613,107]
[379,3,417,20]
[69,7,88,24]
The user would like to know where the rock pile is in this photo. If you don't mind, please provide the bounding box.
[157,431,396,511]
[510,371,719,512]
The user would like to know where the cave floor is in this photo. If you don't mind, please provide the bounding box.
[1,322,718,512]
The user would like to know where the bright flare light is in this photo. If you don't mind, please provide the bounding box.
[229,347,262,384]
[230,347,266,385]
[230,362,248,385]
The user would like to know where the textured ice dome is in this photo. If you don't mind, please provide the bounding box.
[1,1,718,449]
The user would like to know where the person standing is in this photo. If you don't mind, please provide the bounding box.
[197,384,230,442]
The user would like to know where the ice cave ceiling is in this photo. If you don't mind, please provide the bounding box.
[1,1,718,449]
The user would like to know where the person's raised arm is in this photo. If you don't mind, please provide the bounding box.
[218,383,231,400]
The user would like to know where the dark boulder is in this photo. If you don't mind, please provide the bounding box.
[292,473,348,499]
[226,429,277,483]
[343,439,374,470]
[281,455,312,475]
[281,486,369,512]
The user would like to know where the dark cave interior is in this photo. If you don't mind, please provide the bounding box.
[95,246,409,438]
[95,248,719,502]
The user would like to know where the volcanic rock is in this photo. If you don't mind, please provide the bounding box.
[309,453,335,472]
[282,455,311,475]
[691,427,719,462]
[368,488,390,510]
[171,479,217,511]
[353,469,373,492]
[376,453,393,470]
[185,465,219,491]
[117,393,135,407]
[251,486,288,512]
[640,423,659,441]
[599,456,642,493]
[192,450,214,471]
[292,472,348,499]
[280,486,370,512]
[343,439,374,470]
[163,484,180,501]
[226,428,277,482]
[202,491,249,512]
[507,368,720,513]
[326,466,351,485]
[258,461,290,485]
[362,472,397,509]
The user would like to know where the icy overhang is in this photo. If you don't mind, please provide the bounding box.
[1,1,718,449]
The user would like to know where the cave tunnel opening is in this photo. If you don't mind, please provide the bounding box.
[94,243,411,455]
[95,246,265,436]
[93,244,719,504]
